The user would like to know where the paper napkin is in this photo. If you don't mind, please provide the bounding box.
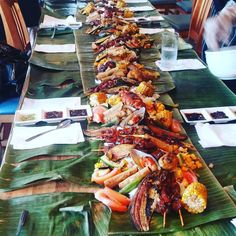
[128,6,154,12]
[125,0,147,3]
[140,28,174,35]
[40,15,82,29]
[11,123,84,150]
[126,16,164,22]
[34,44,76,53]
[195,123,236,148]
[156,59,206,71]
[22,97,81,110]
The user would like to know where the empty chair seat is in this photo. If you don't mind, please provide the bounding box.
[164,14,191,31]
[176,0,192,13]
[150,0,177,14]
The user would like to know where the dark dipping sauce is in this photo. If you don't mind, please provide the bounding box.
[210,111,228,119]
[69,109,87,117]
[45,111,63,119]
[185,112,205,121]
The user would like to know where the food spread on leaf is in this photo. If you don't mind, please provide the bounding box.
[81,0,208,232]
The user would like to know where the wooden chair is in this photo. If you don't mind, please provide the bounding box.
[164,0,212,56]
[0,0,30,51]
[188,0,213,55]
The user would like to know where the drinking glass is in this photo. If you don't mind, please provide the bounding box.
[161,31,179,68]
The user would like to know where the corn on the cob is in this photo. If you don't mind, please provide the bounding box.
[123,9,134,18]
[136,81,155,97]
[182,182,207,214]
[108,95,122,106]
[80,2,95,15]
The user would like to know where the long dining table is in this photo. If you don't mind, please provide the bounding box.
[0,1,236,235]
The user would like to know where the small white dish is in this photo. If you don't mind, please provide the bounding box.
[205,107,235,123]
[67,105,92,119]
[180,106,236,124]
[15,109,41,125]
[180,108,211,124]
[42,108,66,121]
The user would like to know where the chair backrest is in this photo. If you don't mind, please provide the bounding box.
[188,0,213,55]
[0,0,29,51]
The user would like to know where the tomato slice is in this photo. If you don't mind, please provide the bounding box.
[92,168,121,185]
[104,187,130,206]
[183,171,198,184]
[140,157,157,168]
[95,189,128,212]
[171,119,182,133]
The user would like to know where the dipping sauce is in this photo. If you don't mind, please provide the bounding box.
[19,114,36,121]
[69,109,87,117]
[185,112,205,121]
[45,111,63,119]
[210,111,228,119]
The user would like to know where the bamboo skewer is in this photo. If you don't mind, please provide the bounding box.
[179,209,184,226]
[163,211,167,228]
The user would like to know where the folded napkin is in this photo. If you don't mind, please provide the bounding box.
[195,123,236,148]
[126,16,164,22]
[140,28,174,35]
[22,97,81,110]
[10,123,84,150]
[128,6,154,12]
[156,59,206,71]
[125,0,147,3]
[34,44,76,53]
[40,15,82,29]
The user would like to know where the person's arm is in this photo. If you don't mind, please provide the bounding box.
[204,5,236,50]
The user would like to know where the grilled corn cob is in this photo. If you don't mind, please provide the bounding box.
[136,81,155,97]
[182,182,207,214]
[80,2,95,15]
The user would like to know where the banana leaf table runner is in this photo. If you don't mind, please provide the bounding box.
[29,8,80,71]
[26,65,85,100]
[74,27,176,95]
[0,1,235,235]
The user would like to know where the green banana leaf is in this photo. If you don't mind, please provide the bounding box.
[44,1,78,17]
[0,3,235,236]
[0,141,101,191]
[1,132,236,234]
[1,149,236,234]
[224,186,236,203]
[26,65,85,100]
[38,28,73,37]
[0,192,94,236]
[0,192,234,236]
[74,28,176,94]
[30,30,79,71]
[4,139,100,163]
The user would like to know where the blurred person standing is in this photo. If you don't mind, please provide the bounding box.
[203,0,236,93]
